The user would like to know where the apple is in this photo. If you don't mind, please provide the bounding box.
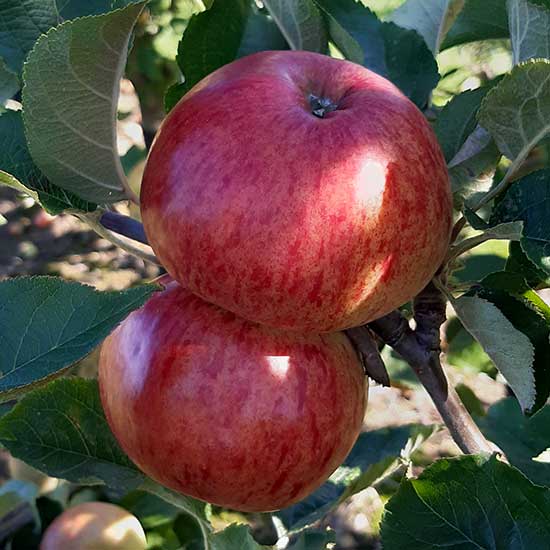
[141,50,452,332]
[40,502,147,550]
[99,283,367,512]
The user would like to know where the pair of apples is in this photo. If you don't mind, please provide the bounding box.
[100,51,452,512]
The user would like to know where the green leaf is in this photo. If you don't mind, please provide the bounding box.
[490,169,550,275]
[380,454,550,548]
[0,377,210,535]
[0,1,59,75]
[473,272,550,414]
[313,0,386,71]
[435,85,495,163]
[451,294,536,412]
[0,110,96,213]
[173,513,204,547]
[278,425,436,531]
[139,480,210,531]
[479,398,550,487]
[442,0,509,49]
[379,22,440,108]
[0,276,157,400]
[22,2,146,203]
[237,8,290,58]
[314,0,439,108]
[209,526,263,549]
[0,58,19,102]
[166,2,289,112]
[389,0,464,54]
[461,209,524,243]
[506,241,550,289]
[118,492,178,530]
[478,60,550,167]
[508,0,550,64]
[0,378,144,489]
[208,524,263,550]
[174,0,249,98]
[118,490,179,529]
[263,0,327,52]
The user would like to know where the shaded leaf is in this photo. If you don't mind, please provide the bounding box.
[22,2,146,203]
[442,0,509,49]
[0,110,96,213]
[263,0,327,52]
[0,276,157,400]
[508,0,550,64]
[435,85,496,163]
[0,0,59,75]
[56,0,140,19]
[479,398,550,486]
[278,425,436,531]
[314,0,439,107]
[237,7,289,57]
[506,241,550,289]
[478,60,550,165]
[166,2,289,111]
[173,0,250,99]
[381,454,550,549]
[490,169,550,275]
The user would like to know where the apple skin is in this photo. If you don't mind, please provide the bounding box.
[99,283,367,512]
[40,502,147,550]
[141,50,452,332]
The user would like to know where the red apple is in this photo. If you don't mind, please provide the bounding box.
[141,50,452,332]
[99,283,366,512]
[40,502,147,550]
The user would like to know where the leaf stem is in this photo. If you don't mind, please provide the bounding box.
[445,233,492,264]
[368,283,494,455]
[77,212,159,265]
[100,211,149,244]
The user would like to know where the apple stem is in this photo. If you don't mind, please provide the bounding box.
[369,283,496,455]
[308,94,338,118]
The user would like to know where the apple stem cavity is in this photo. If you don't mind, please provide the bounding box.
[308,93,338,118]
[369,283,496,455]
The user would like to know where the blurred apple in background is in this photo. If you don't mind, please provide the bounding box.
[40,502,146,550]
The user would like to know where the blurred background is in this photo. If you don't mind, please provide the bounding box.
[0,0,544,548]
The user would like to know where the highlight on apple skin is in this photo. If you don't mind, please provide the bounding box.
[99,283,367,512]
[39,502,147,550]
[141,50,452,333]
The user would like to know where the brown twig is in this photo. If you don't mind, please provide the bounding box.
[368,284,494,455]
[346,326,390,386]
